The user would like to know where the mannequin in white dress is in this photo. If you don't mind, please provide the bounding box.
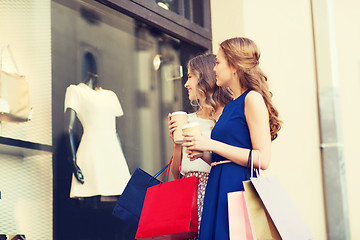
[64,73,99,185]
[64,72,131,202]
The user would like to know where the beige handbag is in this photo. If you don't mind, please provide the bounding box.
[0,45,32,122]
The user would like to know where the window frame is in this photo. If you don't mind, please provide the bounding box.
[95,0,212,50]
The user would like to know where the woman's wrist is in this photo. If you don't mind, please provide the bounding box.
[207,139,217,152]
[208,139,224,155]
[174,143,182,150]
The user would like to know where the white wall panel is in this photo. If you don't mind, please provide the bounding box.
[0,1,52,239]
[335,0,360,239]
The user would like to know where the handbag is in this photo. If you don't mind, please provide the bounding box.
[245,150,312,240]
[112,165,168,229]
[135,158,199,240]
[0,45,32,122]
[228,190,257,240]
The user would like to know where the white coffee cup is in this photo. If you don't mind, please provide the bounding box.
[182,122,203,158]
[171,111,188,144]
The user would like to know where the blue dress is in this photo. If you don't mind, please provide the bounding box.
[199,90,252,240]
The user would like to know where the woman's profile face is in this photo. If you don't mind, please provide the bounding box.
[184,69,200,102]
[214,49,233,88]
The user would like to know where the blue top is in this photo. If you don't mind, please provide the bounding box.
[199,90,253,240]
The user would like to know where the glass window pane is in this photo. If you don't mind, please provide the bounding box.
[81,52,98,80]
[184,0,204,26]
[53,1,208,238]
[53,1,205,175]
[155,0,179,14]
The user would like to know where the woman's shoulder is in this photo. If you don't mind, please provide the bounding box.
[245,90,266,111]
[188,112,214,124]
[189,111,213,121]
[187,112,200,120]
[245,90,263,104]
[230,90,264,113]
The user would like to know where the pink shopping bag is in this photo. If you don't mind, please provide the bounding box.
[228,191,257,240]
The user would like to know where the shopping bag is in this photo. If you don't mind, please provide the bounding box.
[135,161,199,240]
[243,180,281,240]
[228,191,257,240]
[242,149,281,240]
[0,45,32,122]
[250,176,313,240]
[112,165,168,229]
[245,150,312,240]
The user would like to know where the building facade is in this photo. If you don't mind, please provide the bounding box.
[0,0,359,239]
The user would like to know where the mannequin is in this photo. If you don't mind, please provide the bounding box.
[64,73,99,184]
[64,106,85,184]
[64,72,131,201]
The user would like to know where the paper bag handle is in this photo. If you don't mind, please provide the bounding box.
[248,149,261,178]
[160,156,173,183]
[149,164,169,181]
[0,44,20,74]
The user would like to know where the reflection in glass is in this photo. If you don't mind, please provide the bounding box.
[56,1,204,176]
[155,0,204,27]
[53,0,206,238]
[155,0,178,13]
[81,51,97,80]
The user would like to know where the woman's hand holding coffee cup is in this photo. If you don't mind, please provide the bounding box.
[170,111,188,144]
[183,133,210,157]
[182,133,205,161]
[182,122,208,160]
[168,113,177,142]
[184,147,204,161]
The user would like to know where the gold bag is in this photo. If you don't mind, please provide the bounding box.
[0,45,32,122]
[243,180,281,240]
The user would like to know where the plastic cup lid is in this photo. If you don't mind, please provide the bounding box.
[182,122,200,130]
[171,111,188,116]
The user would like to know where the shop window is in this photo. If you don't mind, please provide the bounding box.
[154,0,205,27]
[154,0,204,27]
[184,0,203,26]
[155,0,178,14]
[81,51,98,80]
[53,0,205,176]
[52,0,207,239]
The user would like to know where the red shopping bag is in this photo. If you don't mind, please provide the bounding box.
[135,162,199,240]
[228,191,257,240]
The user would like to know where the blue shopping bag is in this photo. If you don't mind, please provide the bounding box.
[112,165,167,229]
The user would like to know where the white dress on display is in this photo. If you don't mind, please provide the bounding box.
[64,83,131,198]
